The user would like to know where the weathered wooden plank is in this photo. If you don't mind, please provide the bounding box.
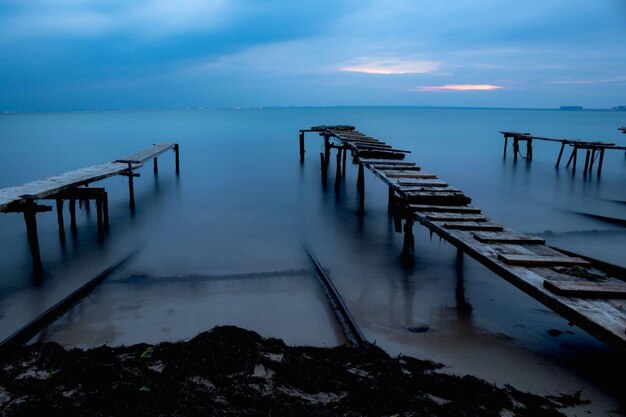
[386,173,437,179]
[402,191,471,206]
[443,222,503,231]
[360,159,416,166]
[116,143,176,164]
[0,162,140,212]
[356,150,406,160]
[498,254,591,267]
[372,166,422,171]
[427,213,487,222]
[396,175,439,181]
[473,232,545,244]
[544,280,626,298]
[396,178,449,189]
[410,205,481,213]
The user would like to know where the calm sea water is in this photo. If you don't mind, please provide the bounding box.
[1,108,625,413]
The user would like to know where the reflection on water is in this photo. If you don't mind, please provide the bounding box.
[1,108,625,413]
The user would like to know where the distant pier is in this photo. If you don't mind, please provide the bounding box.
[299,125,626,352]
[500,131,626,176]
[0,143,179,278]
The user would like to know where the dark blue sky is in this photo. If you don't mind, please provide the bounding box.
[1,0,625,111]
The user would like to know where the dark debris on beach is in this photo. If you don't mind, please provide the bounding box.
[0,326,585,416]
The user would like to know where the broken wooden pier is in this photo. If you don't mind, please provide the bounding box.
[299,125,626,352]
[0,143,179,278]
[500,131,626,176]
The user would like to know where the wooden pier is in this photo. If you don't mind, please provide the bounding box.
[299,126,626,352]
[0,143,179,278]
[500,131,626,176]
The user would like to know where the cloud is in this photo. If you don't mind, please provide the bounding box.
[415,84,503,91]
[547,76,626,85]
[340,58,441,75]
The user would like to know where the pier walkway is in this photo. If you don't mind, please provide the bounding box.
[0,143,179,277]
[499,131,626,176]
[299,125,626,352]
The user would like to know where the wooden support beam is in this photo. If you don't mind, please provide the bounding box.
[388,186,395,212]
[103,192,109,230]
[335,148,342,189]
[69,198,77,233]
[555,142,566,167]
[588,149,596,172]
[96,196,104,241]
[23,200,43,279]
[174,143,180,174]
[153,157,158,175]
[566,146,576,167]
[342,146,347,178]
[583,149,591,175]
[503,136,508,158]
[357,163,365,213]
[401,218,415,258]
[572,146,578,173]
[320,153,327,189]
[299,131,305,162]
[597,148,605,175]
[55,199,65,241]
[513,137,519,161]
[526,138,533,160]
[324,135,331,168]
[127,163,135,209]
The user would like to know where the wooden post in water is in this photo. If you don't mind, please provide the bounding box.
[324,135,331,169]
[555,142,566,167]
[503,135,508,158]
[153,157,158,175]
[526,138,533,160]
[23,200,43,279]
[69,198,77,234]
[388,186,395,213]
[513,136,519,161]
[589,149,596,173]
[174,144,180,174]
[342,146,347,178]
[357,163,365,213]
[55,199,65,241]
[583,149,590,175]
[401,217,415,259]
[565,146,576,167]
[96,195,104,241]
[127,162,135,209]
[335,148,342,189]
[597,149,605,176]
[572,146,578,173]
[320,152,327,189]
[299,131,305,162]
[103,192,110,231]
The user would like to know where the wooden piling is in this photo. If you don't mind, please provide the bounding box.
[299,132,305,162]
[503,136,508,158]
[23,200,43,279]
[342,146,347,178]
[597,149,605,175]
[357,163,365,213]
[96,196,104,240]
[174,143,180,174]
[103,192,110,230]
[324,135,331,168]
[583,150,591,175]
[401,218,415,258]
[55,199,65,241]
[320,153,327,188]
[589,149,596,172]
[572,146,578,173]
[388,187,395,213]
[555,142,566,167]
[153,157,158,175]
[566,147,576,167]
[526,138,533,160]
[69,198,77,233]
[127,162,135,209]
[335,149,342,189]
[513,137,519,161]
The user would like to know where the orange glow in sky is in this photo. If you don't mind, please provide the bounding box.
[416,84,503,91]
